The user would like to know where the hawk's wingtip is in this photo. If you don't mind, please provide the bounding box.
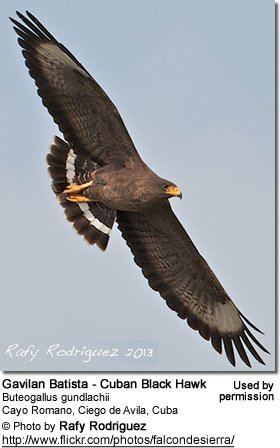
[16,11,24,19]
[239,310,265,334]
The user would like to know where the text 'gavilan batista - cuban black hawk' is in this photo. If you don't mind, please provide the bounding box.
[11,11,270,368]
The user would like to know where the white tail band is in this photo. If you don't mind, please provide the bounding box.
[65,150,111,235]
[65,149,77,184]
[78,203,111,235]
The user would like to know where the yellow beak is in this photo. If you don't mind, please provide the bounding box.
[165,185,182,199]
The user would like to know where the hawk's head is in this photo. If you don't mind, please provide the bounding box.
[163,182,182,199]
[156,179,182,200]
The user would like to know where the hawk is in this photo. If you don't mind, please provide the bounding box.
[11,11,269,368]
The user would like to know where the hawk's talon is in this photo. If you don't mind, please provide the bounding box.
[64,181,94,203]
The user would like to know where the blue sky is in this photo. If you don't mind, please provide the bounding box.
[0,0,275,370]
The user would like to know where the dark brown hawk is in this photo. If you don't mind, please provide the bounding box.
[11,11,269,368]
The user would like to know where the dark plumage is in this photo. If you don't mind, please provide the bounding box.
[11,11,269,367]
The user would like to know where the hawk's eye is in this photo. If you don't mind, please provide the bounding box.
[163,183,168,189]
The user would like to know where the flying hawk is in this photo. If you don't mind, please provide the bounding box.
[11,11,269,368]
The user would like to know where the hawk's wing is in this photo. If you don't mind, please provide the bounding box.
[11,11,141,166]
[117,203,269,367]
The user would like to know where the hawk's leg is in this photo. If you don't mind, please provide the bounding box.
[66,194,95,203]
[64,181,95,203]
[64,181,93,194]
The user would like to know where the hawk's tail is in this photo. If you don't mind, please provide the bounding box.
[46,136,116,250]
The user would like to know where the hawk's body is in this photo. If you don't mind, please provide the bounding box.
[11,11,269,368]
[83,163,169,212]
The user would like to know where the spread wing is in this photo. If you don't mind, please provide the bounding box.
[117,203,269,367]
[10,11,141,166]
